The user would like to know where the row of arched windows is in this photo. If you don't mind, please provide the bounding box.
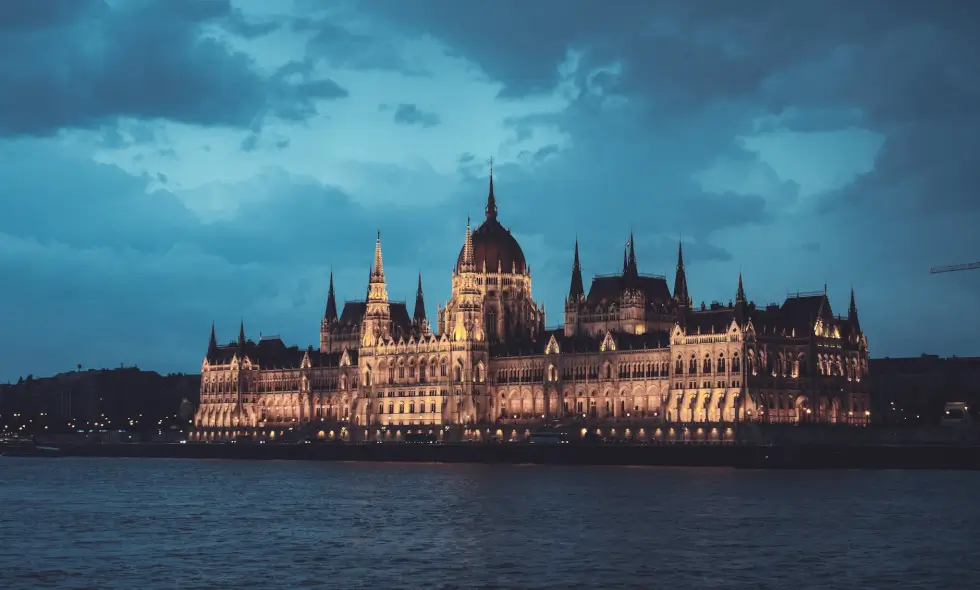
[675,353,742,375]
[378,401,441,414]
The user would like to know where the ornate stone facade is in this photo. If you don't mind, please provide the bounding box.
[193,175,871,442]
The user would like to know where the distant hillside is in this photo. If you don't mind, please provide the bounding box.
[0,368,200,435]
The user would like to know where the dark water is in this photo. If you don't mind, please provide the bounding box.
[0,459,977,589]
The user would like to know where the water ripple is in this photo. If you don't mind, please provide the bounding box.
[0,458,978,589]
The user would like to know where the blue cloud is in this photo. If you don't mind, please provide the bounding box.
[1,0,979,381]
[390,104,441,128]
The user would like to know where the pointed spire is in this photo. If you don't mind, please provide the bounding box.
[208,322,217,357]
[324,270,338,322]
[238,320,246,348]
[736,271,746,304]
[622,240,629,274]
[673,239,690,306]
[414,272,427,324]
[848,286,861,331]
[486,158,497,220]
[372,231,385,280]
[365,265,371,300]
[461,217,476,272]
[626,231,638,278]
[569,237,585,300]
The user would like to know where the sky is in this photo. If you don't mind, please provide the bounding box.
[1,0,978,381]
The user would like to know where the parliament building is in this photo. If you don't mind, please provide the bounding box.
[192,175,871,442]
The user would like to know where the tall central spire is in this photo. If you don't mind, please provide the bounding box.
[460,217,476,272]
[485,160,497,220]
[372,231,385,280]
[367,233,388,304]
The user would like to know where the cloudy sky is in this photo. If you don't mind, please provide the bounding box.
[1,0,978,381]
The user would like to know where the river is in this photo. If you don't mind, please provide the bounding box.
[0,458,976,589]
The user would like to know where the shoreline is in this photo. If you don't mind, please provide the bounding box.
[46,442,980,470]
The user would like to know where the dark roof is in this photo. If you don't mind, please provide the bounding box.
[737,293,862,339]
[206,338,358,369]
[456,216,527,274]
[683,307,736,334]
[585,274,672,306]
[489,329,669,358]
[337,300,416,339]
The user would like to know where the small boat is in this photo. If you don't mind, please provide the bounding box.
[0,437,61,457]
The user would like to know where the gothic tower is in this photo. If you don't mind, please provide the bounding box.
[361,232,391,347]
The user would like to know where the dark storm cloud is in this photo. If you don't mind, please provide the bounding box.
[0,141,455,272]
[0,0,346,137]
[0,142,466,379]
[392,104,441,128]
[298,16,422,74]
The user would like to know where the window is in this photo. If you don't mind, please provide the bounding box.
[732,354,741,373]
[454,366,462,382]
[441,360,448,377]
[388,367,394,383]
[398,402,405,414]
[689,357,697,374]
[717,356,726,373]
[399,366,405,379]
[409,402,415,413]
[430,402,436,413]
[703,356,711,373]
[388,403,394,414]
[409,365,415,378]
[378,404,384,414]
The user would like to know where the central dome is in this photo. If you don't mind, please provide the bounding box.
[456,174,527,274]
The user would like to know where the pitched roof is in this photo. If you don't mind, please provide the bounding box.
[585,274,672,306]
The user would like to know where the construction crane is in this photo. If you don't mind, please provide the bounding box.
[930,261,980,274]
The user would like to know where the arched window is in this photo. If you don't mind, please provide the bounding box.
[675,356,683,374]
[387,403,394,414]
[388,367,394,383]
[732,353,741,373]
[398,365,405,379]
[430,402,436,413]
[409,364,415,378]
[454,366,462,382]
[398,402,404,414]
[475,365,482,383]
[689,356,698,374]
[703,356,711,373]
[717,355,726,373]
[409,402,415,413]
[378,403,384,414]
[441,359,448,377]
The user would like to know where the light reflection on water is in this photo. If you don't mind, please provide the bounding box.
[0,458,976,589]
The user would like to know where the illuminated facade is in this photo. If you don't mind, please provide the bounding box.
[193,175,871,442]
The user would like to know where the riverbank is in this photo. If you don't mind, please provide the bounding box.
[53,441,980,470]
